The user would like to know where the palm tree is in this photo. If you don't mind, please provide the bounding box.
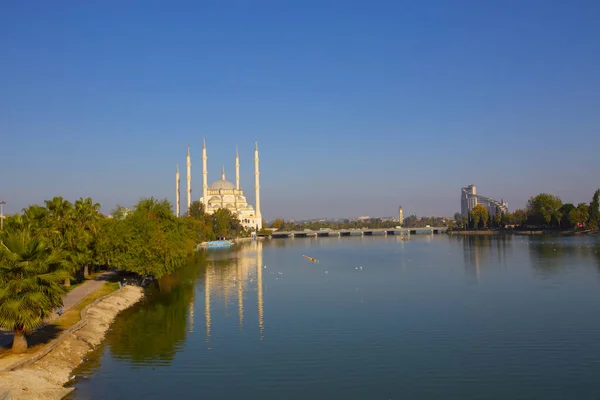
[74,197,102,277]
[0,230,70,353]
[22,204,49,234]
[44,197,77,286]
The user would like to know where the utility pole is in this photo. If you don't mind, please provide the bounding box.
[0,201,5,231]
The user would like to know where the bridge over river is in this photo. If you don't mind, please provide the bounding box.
[262,227,447,238]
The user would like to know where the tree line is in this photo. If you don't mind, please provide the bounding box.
[0,196,244,353]
[451,189,600,231]
[267,216,449,232]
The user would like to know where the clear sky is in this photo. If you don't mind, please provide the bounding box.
[1,1,599,220]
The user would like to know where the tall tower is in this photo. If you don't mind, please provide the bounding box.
[254,141,262,230]
[398,206,403,227]
[235,145,240,190]
[176,165,180,217]
[202,138,208,209]
[186,145,192,213]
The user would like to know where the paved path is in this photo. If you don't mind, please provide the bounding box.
[0,272,115,349]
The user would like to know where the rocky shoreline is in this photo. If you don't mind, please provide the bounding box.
[0,285,144,400]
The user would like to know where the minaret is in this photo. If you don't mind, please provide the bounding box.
[235,146,240,209]
[186,145,192,213]
[254,141,262,230]
[235,145,240,190]
[175,165,180,217]
[202,138,208,209]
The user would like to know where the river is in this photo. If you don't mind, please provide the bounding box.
[68,235,600,399]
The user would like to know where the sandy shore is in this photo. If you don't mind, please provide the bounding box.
[0,285,143,400]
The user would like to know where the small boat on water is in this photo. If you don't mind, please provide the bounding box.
[302,255,318,263]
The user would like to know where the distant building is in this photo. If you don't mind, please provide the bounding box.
[398,206,403,227]
[461,184,508,217]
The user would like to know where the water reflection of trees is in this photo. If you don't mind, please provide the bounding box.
[528,237,600,275]
[108,253,205,365]
[453,235,600,278]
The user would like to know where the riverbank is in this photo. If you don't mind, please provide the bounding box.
[0,285,143,400]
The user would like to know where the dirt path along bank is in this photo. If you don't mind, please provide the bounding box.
[0,285,144,400]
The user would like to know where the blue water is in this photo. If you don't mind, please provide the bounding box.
[69,235,600,399]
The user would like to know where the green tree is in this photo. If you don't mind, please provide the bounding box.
[589,189,600,229]
[453,212,463,229]
[185,201,214,243]
[526,194,562,227]
[188,201,206,220]
[0,230,70,353]
[469,209,480,229]
[271,218,284,229]
[494,207,502,228]
[513,209,528,226]
[22,205,49,235]
[212,208,242,239]
[42,197,79,286]
[73,197,102,277]
[469,204,488,229]
[559,203,576,229]
[569,203,589,228]
[99,198,193,279]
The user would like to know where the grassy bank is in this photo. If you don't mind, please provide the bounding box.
[55,282,120,330]
[0,282,119,360]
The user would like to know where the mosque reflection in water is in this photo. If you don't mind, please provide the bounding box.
[195,240,265,342]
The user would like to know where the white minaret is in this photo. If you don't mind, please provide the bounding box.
[186,145,192,213]
[202,138,208,209]
[235,145,240,190]
[254,141,262,230]
[176,164,180,217]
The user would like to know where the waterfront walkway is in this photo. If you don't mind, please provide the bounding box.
[0,272,115,350]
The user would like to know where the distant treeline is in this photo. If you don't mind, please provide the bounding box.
[265,215,448,232]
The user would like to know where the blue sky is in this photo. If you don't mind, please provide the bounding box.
[1,1,599,219]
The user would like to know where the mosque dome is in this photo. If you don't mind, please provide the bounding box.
[210,179,236,190]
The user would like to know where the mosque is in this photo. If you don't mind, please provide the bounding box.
[175,139,263,231]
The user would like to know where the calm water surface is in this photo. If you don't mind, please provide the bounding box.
[70,235,600,399]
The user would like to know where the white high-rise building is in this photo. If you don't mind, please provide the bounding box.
[461,184,508,217]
